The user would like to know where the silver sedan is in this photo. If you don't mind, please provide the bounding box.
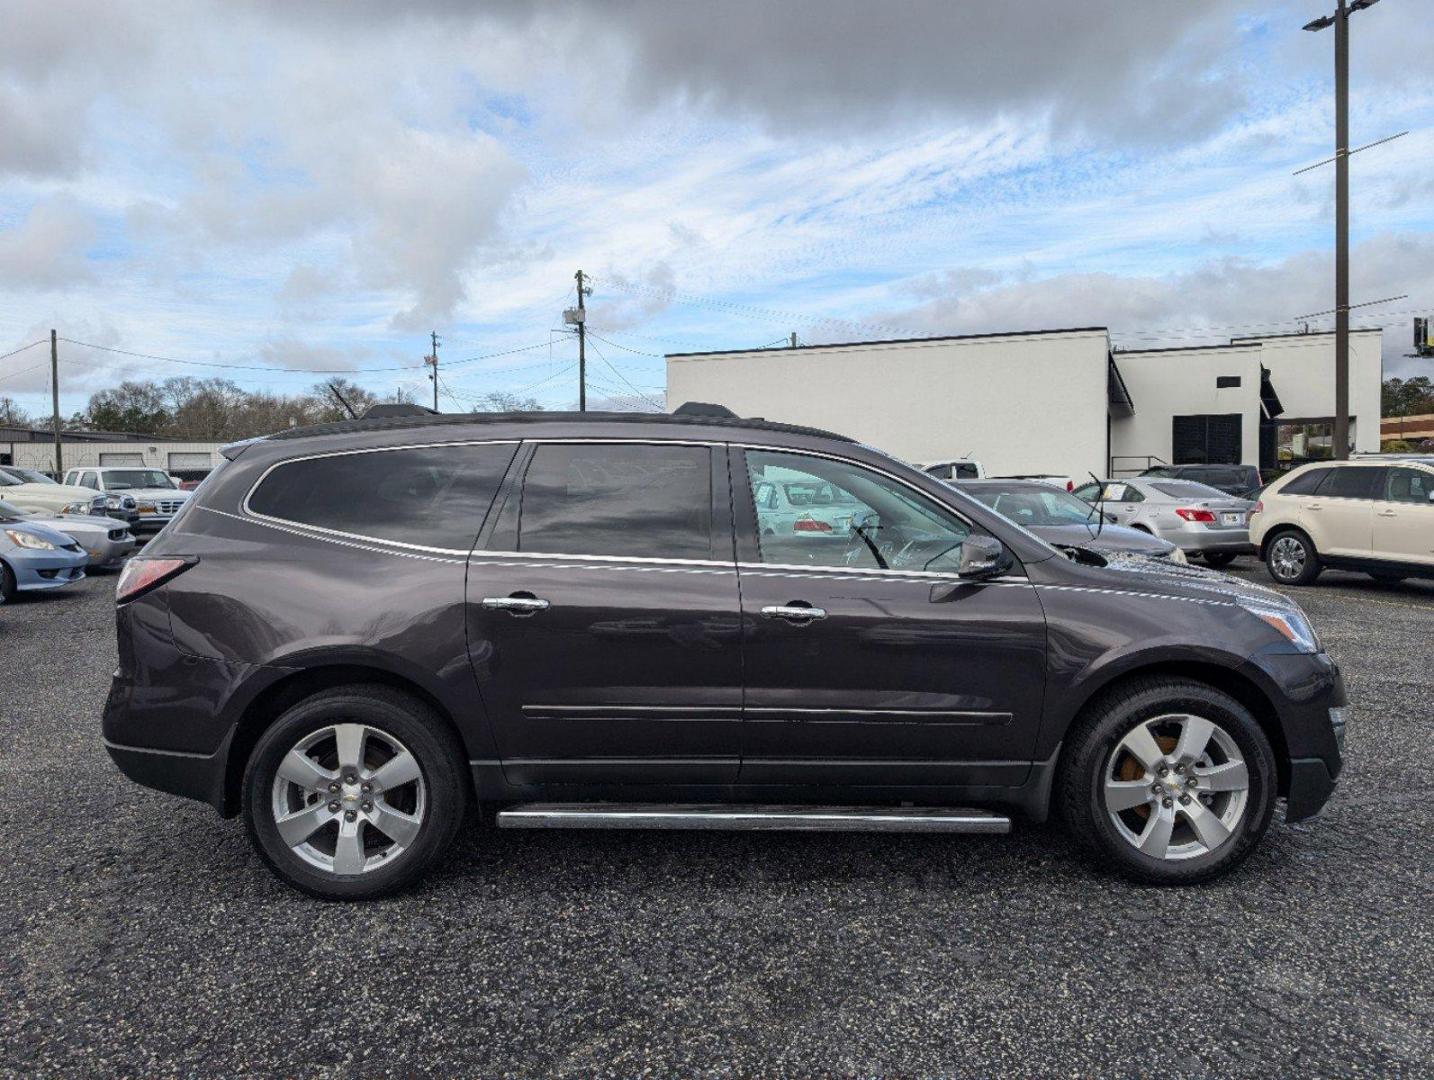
[1071,477,1254,567]
[0,499,137,569]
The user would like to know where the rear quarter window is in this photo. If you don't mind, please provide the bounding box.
[1277,468,1331,496]
[247,442,518,550]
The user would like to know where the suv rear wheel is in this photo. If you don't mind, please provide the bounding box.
[1057,677,1276,885]
[242,685,468,900]
[1265,529,1321,586]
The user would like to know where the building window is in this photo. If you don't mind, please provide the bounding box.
[1172,414,1242,465]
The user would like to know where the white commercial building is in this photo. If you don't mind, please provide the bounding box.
[2,432,224,480]
[666,327,1382,478]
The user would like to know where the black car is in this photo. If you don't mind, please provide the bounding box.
[956,479,1184,563]
[1141,463,1262,497]
[106,406,1346,899]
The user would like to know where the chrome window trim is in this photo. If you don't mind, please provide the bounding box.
[201,505,467,564]
[230,432,1023,575]
[738,562,1029,584]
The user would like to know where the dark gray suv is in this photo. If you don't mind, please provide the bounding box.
[105,407,1346,899]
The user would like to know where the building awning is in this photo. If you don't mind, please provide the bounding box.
[1108,356,1135,417]
[1259,365,1284,420]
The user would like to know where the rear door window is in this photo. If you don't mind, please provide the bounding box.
[516,443,715,561]
[1314,467,1383,500]
[248,442,518,549]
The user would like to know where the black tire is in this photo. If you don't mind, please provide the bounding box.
[1264,528,1321,586]
[0,561,15,603]
[242,685,469,901]
[1056,677,1277,886]
[1201,552,1238,568]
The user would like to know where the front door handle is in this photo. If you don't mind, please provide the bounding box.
[762,603,827,623]
[1306,503,1322,511]
[482,594,550,615]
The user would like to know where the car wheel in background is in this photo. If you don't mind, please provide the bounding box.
[0,561,16,603]
[1265,530,1321,586]
[1201,552,1237,568]
[242,685,468,901]
[1056,677,1276,885]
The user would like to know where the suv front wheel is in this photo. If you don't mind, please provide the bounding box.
[1057,677,1277,885]
[242,685,468,900]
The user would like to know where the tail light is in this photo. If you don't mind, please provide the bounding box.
[1066,480,1074,491]
[1174,508,1217,523]
[793,516,832,533]
[116,557,195,604]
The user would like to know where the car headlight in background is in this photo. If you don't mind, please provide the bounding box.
[5,529,57,551]
[102,495,124,510]
[1241,602,1320,653]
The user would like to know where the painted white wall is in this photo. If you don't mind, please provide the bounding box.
[8,441,223,474]
[667,330,1112,479]
[1242,330,1383,453]
[1109,346,1265,470]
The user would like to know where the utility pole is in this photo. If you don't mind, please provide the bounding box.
[49,329,63,477]
[425,330,440,412]
[1303,0,1381,459]
[1333,0,1349,460]
[790,332,798,348]
[575,270,588,411]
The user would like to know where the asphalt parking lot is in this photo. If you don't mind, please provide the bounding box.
[2,563,1432,1077]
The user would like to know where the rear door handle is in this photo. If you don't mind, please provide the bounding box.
[1377,509,1398,517]
[762,604,827,623]
[482,594,550,614]
[1306,503,1322,511]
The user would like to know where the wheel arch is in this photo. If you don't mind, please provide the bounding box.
[1058,659,1291,797]
[1259,522,1312,560]
[221,663,470,817]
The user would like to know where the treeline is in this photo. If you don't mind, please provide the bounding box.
[64,377,544,441]
[1382,376,1434,418]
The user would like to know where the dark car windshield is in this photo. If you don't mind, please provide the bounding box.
[970,487,1098,526]
[102,469,174,490]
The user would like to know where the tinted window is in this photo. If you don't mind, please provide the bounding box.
[517,443,714,560]
[924,464,953,480]
[249,442,517,549]
[1101,483,1144,503]
[1383,468,1434,505]
[1314,467,1382,500]
[1280,468,1331,496]
[953,462,980,480]
[746,450,972,572]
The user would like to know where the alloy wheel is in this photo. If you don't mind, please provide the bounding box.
[270,723,427,875]
[1269,536,1307,581]
[1103,713,1250,861]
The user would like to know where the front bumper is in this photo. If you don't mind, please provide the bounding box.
[83,536,137,569]
[8,550,87,591]
[1243,651,1347,823]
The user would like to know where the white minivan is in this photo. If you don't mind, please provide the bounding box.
[1249,457,1434,585]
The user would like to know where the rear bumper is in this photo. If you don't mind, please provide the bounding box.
[104,733,232,812]
[1165,524,1254,555]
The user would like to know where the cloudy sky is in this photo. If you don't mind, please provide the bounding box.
[1,0,1431,420]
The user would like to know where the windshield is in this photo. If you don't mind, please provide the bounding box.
[971,487,1098,526]
[0,498,35,523]
[1151,480,1228,500]
[102,469,174,490]
[2,467,56,484]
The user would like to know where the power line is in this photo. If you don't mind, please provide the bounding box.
[585,337,664,411]
[0,339,47,364]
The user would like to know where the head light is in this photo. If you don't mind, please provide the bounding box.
[1241,602,1319,653]
[102,494,123,510]
[5,529,56,551]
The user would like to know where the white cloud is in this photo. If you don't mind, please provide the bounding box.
[0,195,97,289]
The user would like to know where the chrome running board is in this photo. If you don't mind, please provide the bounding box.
[496,803,1011,834]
